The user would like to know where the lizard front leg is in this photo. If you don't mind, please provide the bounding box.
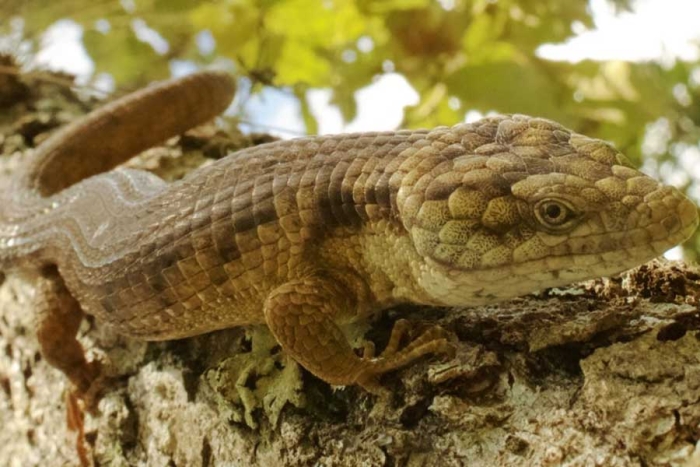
[263,273,454,389]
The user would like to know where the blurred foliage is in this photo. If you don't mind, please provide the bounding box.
[1,0,699,258]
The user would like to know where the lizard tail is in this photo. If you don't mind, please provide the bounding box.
[18,70,236,196]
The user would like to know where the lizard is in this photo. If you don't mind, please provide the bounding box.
[0,70,697,395]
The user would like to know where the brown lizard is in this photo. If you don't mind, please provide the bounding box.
[0,71,697,394]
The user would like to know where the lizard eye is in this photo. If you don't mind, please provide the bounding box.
[534,199,579,230]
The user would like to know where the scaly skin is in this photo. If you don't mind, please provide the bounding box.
[0,72,697,390]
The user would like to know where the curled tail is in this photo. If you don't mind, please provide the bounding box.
[19,70,236,196]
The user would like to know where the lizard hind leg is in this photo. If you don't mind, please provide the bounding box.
[263,275,454,391]
[33,266,101,398]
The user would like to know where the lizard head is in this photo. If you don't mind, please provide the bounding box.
[397,115,698,306]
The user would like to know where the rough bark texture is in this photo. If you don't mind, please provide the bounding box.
[1,63,700,467]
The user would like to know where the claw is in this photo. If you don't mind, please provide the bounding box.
[353,321,455,390]
[361,340,376,358]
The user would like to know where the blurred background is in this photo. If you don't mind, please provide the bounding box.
[1,0,699,259]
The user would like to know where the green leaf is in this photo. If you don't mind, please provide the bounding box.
[267,0,365,45]
[274,40,330,86]
[83,27,170,83]
[299,87,319,135]
[445,60,564,121]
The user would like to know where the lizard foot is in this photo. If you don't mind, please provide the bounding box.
[355,319,456,392]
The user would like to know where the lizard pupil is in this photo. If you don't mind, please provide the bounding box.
[545,204,562,220]
[535,199,576,229]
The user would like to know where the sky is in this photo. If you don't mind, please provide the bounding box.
[538,0,700,63]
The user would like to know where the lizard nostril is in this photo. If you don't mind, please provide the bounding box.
[678,198,699,228]
[662,216,680,233]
